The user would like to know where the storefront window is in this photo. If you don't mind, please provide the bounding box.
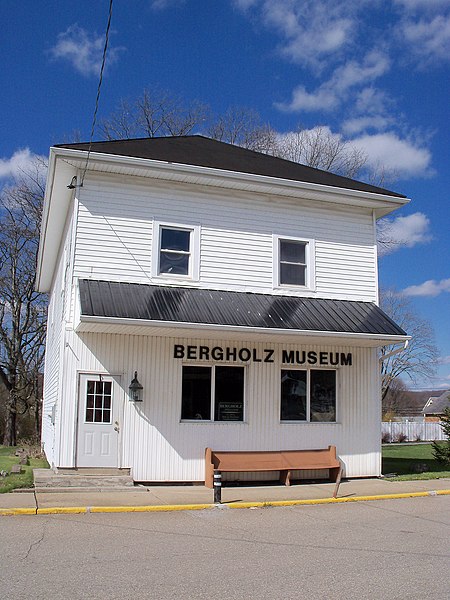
[310,370,336,422]
[281,369,336,422]
[281,370,307,420]
[181,365,245,422]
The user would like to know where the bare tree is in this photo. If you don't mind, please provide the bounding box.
[99,88,395,184]
[273,126,368,179]
[382,377,408,418]
[379,288,438,401]
[0,159,47,445]
[99,87,209,140]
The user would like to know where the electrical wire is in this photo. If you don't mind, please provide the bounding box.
[80,0,114,187]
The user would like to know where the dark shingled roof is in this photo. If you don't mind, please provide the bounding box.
[79,280,407,337]
[57,135,405,199]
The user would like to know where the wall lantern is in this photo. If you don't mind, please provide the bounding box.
[129,371,143,402]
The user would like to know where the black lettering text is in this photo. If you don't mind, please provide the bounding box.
[319,351,328,365]
[225,347,237,361]
[295,351,306,365]
[187,345,197,360]
[340,352,352,366]
[264,349,275,363]
[199,346,210,360]
[252,349,262,362]
[239,348,251,362]
[330,352,340,366]
[174,344,185,359]
[211,346,224,361]
[307,351,317,365]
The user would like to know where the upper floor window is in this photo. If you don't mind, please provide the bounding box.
[160,227,191,275]
[274,235,315,290]
[152,221,200,280]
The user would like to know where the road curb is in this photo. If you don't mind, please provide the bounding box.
[1,489,449,516]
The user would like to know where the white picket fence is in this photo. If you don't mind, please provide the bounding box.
[382,421,445,442]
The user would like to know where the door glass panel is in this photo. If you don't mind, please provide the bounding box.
[85,379,113,423]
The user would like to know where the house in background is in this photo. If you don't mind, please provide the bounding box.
[36,136,409,483]
[423,390,450,422]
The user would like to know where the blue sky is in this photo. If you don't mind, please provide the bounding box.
[1,0,449,389]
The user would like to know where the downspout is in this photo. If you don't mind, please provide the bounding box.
[379,339,409,363]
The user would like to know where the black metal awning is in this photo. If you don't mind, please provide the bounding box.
[78,279,407,338]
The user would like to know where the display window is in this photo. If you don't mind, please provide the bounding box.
[281,369,336,422]
[181,365,245,422]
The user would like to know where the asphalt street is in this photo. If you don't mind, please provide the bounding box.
[1,496,449,599]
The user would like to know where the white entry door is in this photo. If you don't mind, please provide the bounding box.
[77,374,120,468]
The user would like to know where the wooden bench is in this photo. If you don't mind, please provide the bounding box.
[205,446,343,498]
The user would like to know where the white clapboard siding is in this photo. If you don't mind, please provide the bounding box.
[41,210,76,467]
[57,330,381,479]
[73,174,377,301]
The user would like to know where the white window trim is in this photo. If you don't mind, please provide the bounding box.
[273,235,316,292]
[152,220,200,281]
[280,368,338,424]
[180,364,247,423]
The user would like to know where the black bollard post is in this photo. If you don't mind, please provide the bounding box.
[213,470,222,504]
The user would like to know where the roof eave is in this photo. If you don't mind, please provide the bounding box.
[36,148,77,292]
[52,147,410,217]
[75,314,411,347]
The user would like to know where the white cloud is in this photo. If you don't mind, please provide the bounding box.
[333,51,390,92]
[234,0,358,68]
[439,356,450,365]
[377,212,432,257]
[276,51,390,113]
[432,378,450,390]
[276,85,338,112]
[341,116,392,135]
[401,15,450,65]
[351,133,432,178]
[234,0,259,7]
[151,0,185,9]
[354,87,391,116]
[49,24,122,77]
[394,0,450,11]
[0,149,45,180]
[403,278,450,297]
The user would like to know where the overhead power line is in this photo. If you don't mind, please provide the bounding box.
[79,0,114,188]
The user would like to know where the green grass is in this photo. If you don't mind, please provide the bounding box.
[382,443,450,481]
[0,445,49,493]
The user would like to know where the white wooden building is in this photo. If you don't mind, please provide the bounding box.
[36,136,409,482]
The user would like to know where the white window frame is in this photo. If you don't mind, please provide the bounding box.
[180,364,247,423]
[273,235,315,291]
[152,221,200,281]
[280,368,338,423]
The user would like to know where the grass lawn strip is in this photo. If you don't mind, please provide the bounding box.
[0,446,49,493]
[382,443,450,481]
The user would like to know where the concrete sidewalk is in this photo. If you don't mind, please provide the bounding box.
[1,477,449,515]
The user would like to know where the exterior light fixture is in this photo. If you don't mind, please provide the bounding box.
[129,371,143,402]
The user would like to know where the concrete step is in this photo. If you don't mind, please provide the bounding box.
[33,468,134,489]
